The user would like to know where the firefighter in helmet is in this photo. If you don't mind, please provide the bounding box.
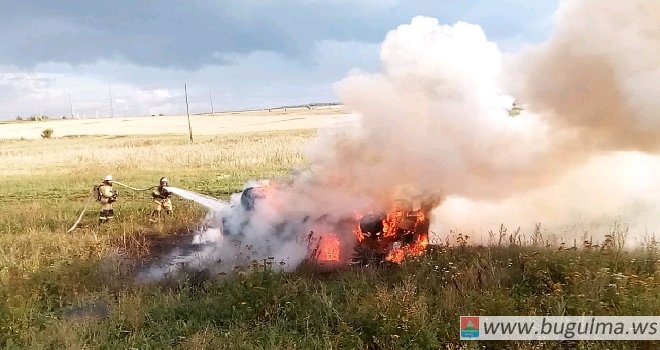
[151,177,173,217]
[97,175,118,224]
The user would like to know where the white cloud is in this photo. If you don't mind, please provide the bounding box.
[0,2,559,121]
[0,46,360,120]
[0,69,185,119]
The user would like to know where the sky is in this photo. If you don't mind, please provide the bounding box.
[0,0,559,120]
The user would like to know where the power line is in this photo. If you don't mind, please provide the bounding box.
[184,84,193,143]
[68,92,74,119]
[109,84,114,118]
[209,88,214,115]
[0,83,340,121]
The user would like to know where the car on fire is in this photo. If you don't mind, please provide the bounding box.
[220,182,432,266]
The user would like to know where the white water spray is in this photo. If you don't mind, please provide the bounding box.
[164,187,228,212]
[138,183,313,282]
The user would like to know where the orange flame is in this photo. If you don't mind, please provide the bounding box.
[317,235,340,262]
[354,224,365,242]
[385,247,406,264]
[253,182,278,201]
[408,234,429,256]
[311,203,428,264]
[353,211,365,242]
[381,210,409,238]
[251,182,282,211]
[385,234,429,263]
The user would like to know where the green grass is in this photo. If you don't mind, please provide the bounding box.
[2,130,660,349]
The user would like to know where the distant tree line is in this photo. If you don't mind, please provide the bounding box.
[13,115,50,121]
[276,102,342,109]
[7,102,345,120]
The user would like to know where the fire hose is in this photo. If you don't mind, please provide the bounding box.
[66,181,157,233]
[111,181,157,192]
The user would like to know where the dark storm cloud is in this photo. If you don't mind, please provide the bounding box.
[0,0,557,70]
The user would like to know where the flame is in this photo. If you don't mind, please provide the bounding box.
[310,203,429,265]
[360,209,425,240]
[385,247,406,264]
[385,234,429,263]
[382,211,406,238]
[253,181,278,201]
[408,234,429,256]
[353,211,365,242]
[349,205,429,264]
[251,181,282,210]
[354,224,365,242]
[317,235,340,262]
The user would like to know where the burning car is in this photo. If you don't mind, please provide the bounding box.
[220,181,432,266]
[313,201,431,266]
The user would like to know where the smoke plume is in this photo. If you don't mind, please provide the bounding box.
[461,0,660,241]
[306,0,660,244]
[506,0,660,152]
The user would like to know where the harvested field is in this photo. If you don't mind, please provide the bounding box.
[0,105,351,140]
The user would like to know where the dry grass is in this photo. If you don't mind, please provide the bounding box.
[0,129,317,348]
[0,129,314,264]
[1,131,314,177]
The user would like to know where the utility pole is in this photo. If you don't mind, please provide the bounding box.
[185,84,193,143]
[109,84,114,118]
[96,110,99,119]
[68,93,74,119]
[209,89,214,115]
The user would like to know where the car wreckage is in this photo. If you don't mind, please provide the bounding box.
[219,182,432,266]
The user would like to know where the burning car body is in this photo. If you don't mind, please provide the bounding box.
[219,180,432,266]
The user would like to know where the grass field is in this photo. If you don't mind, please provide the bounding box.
[2,118,660,349]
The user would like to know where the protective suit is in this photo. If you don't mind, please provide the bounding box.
[97,175,118,224]
[151,177,173,217]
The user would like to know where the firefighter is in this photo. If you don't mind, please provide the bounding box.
[151,177,173,217]
[97,175,118,224]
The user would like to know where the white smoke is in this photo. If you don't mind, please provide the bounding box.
[439,0,660,244]
[309,2,660,246]
[138,178,360,281]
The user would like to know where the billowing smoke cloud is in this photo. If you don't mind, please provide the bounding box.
[310,18,546,202]
[140,0,660,280]
[307,0,660,245]
[506,0,660,152]
[450,0,660,242]
[435,152,660,245]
